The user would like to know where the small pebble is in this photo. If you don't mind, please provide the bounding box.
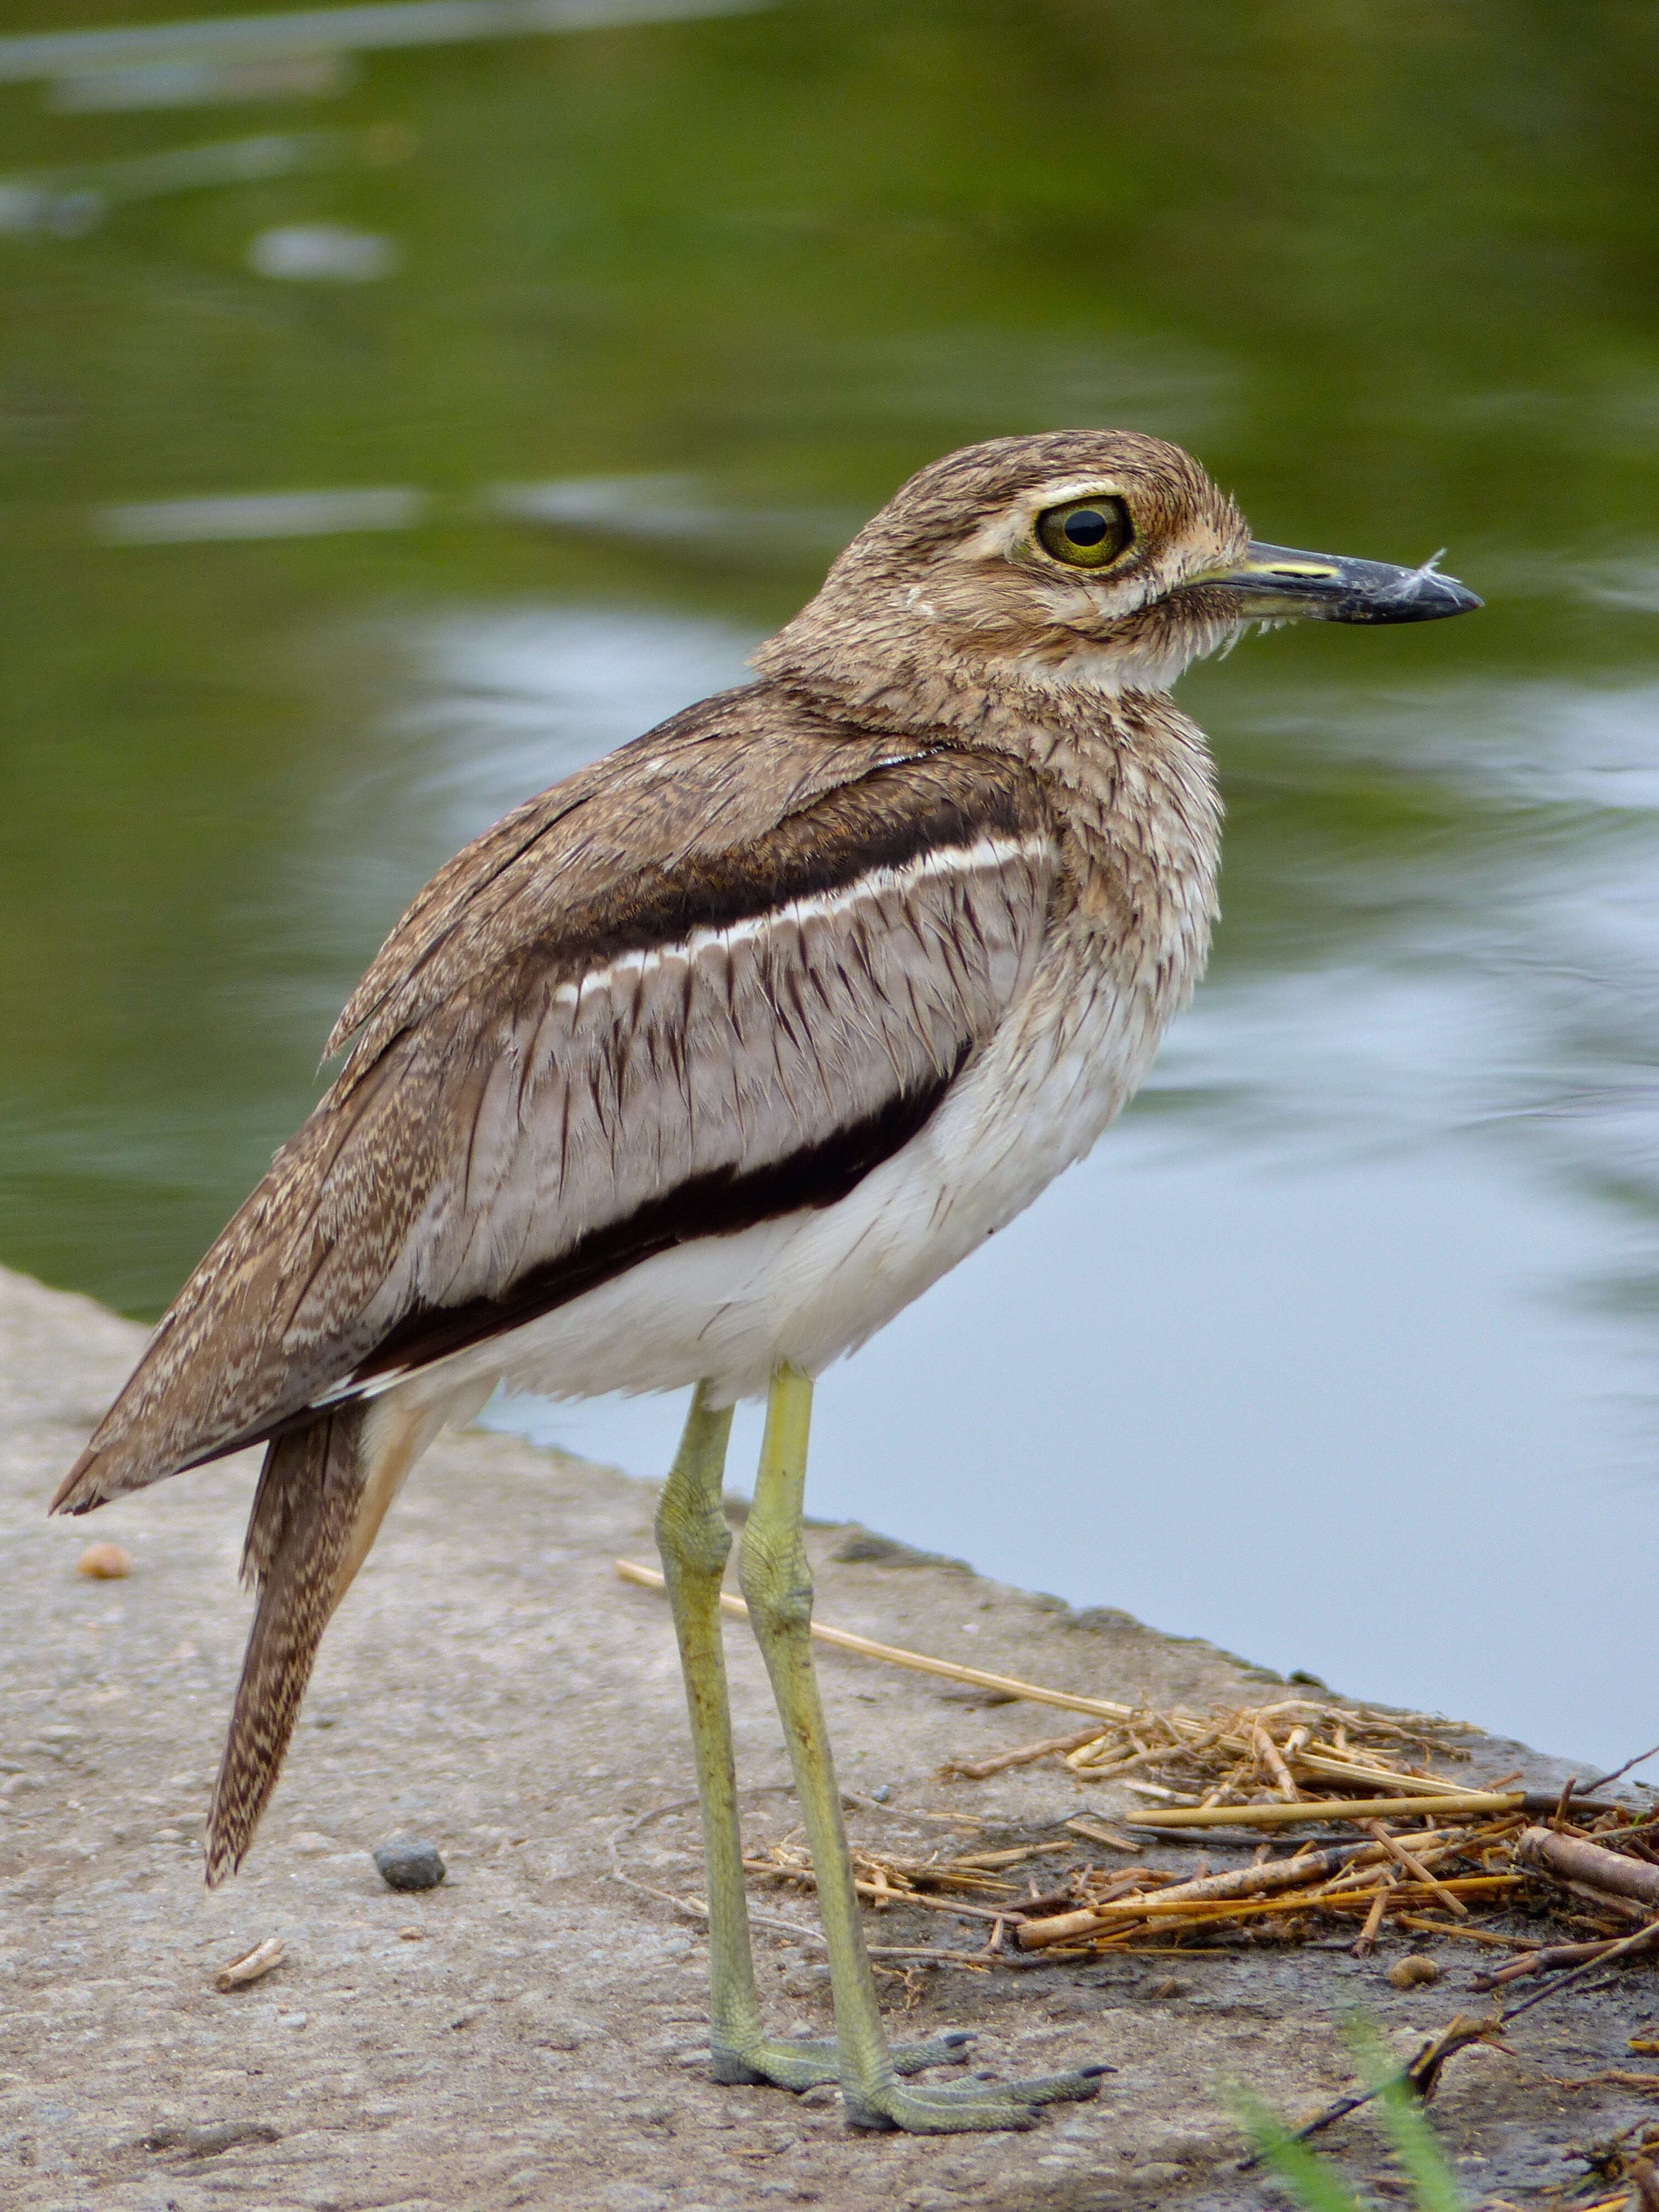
[277,2011,308,2030]
[398,1925,424,1941]
[372,1835,446,1891]
[1386,1954,1441,1990]
[289,1830,335,1856]
[77,1542,131,1579]
[143,2120,280,2154]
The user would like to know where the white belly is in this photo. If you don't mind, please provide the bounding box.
[387,936,1172,1420]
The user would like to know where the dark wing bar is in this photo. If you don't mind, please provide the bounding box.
[352,1062,965,1388]
[55,731,1057,1513]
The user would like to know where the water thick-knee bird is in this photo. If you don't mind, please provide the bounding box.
[54,431,1479,2132]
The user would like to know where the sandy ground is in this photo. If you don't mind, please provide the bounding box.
[3,1261,1657,2212]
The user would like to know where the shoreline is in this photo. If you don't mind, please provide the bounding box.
[0,1261,1650,2210]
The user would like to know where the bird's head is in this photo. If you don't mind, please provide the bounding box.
[756,430,1480,719]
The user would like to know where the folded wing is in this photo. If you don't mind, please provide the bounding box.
[55,700,1058,1513]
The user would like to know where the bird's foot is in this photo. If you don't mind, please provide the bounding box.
[710,2030,973,2093]
[843,2063,1108,2134]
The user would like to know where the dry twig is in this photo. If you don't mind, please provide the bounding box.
[213,1936,285,1992]
[1517,1825,1659,1908]
[617,1559,1133,1720]
[1129,1791,1520,1829]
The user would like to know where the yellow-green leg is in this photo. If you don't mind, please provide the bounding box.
[737,1365,1107,2132]
[654,1383,968,2093]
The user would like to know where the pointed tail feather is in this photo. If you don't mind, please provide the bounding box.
[205,1405,367,1886]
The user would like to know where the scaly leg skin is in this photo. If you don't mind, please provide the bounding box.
[737,1366,1107,2132]
[654,1384,970,2094]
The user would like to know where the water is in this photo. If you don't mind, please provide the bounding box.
[3,1,1656,1766]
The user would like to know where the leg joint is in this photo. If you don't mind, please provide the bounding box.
[655,1485,732,1583]
[737,1527,813,1637]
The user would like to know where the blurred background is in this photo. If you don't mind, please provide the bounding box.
[3,0,1657,1764]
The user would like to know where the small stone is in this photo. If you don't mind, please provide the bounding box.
[398,1925,424,1941]
[1145,1976,1186,2000]
[372,1835,446,1890]
[77,1541,132,1579]
[1386,1953,1441,1990]
[288,1830,335,1856]
[142,2119,280,2155]
[276,2011,308,2030]
[1129,2163,1185,2187]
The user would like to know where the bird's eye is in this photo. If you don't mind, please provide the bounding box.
[1036,497,1133,570]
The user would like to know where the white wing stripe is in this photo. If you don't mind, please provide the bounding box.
[546,831,1053,1009]
[285,820,1060,1377]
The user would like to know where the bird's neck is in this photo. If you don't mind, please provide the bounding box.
[757,638,1224,1011]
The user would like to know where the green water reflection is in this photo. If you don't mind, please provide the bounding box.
[6,0,1656,1311]
[3,5,1659,1753]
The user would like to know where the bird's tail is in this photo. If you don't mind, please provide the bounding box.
[205,1404,367,1886]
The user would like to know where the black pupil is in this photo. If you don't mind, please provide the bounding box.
[1063,508,1110,546]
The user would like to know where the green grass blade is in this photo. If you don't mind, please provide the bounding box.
[1227,2085,1366,2212]
[1345,2016,1465,2212]
[1373,2074,1464,2212]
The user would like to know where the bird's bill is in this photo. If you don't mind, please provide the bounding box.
[1210,541,1482,624]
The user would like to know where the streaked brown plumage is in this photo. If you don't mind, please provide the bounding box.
[210,1402,367,1880]
[59,732,1057,1499]
[54,431,1477,2131]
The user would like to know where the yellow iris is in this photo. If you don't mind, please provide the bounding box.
[1036,497,1133,569]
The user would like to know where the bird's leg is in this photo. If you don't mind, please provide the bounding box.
[738,1365,1105,2132]
[655,1381,967,2096]
[654,1382,792,2081]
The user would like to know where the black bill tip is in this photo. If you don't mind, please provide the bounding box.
[1216,541,1482,625]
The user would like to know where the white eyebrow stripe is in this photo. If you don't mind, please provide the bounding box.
[549,831,1054,1008]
